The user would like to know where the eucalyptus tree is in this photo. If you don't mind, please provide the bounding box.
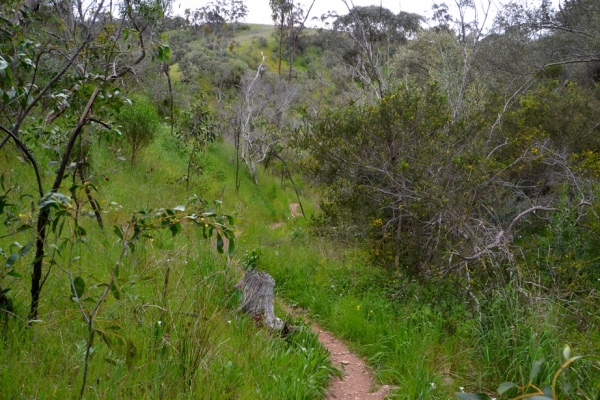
[269,0,294,76]
[0,0,172,320]
[528,0,600,83]
[331,3,422,100]
[235,54,298,184]
[224,0,248,34]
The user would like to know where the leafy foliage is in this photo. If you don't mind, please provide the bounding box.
[457,345,600,399]
[117,97,161,164]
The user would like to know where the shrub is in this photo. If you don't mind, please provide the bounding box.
[259,36,268,48]
[117,97,161,164]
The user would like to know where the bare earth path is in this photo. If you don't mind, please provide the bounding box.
[311,322,392,399]
[281,304,392,399]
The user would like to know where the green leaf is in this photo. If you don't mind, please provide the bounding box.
[72,277,85,297]
[172,205,185,212]
[455,394,492,400]
[9,242,22,253]
[563,344,571,361]
[40,199,58,210]
[53,192,72,205]
[0,28,11,39]
[57,218,66,238]
[113,225,124,240]
[111,283,120,300]
[7,270,22,278]
[216,233,224,254]
[97,330,112,348]
[106,324,122,331]
[169,222,181,237]
[498,382,518,395]
[530,359,544,383]
[0,16,13,27]
[126,339,138,369]
[542,385,553,398]
[227,237,236,257]
[5,253,18,268]
[17,224,32,233]
[19,241,33,257]
[0,58,7,70]
[104,357,118,366]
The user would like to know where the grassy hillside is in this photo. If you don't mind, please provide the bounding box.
[0,129,334,399]
[2,16,600,400]
[2,118,598,400]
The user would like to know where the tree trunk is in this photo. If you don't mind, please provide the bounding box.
[278,13,284,76]
[29,210,48,320]
[235,270,289,331]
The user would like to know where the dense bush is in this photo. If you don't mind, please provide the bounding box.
[117,97,161,164]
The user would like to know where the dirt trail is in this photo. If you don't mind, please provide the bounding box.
[282,304,392,399]
[275,205,391,399]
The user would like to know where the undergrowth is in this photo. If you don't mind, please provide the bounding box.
[1,130,598,399]
[0,131,333,399]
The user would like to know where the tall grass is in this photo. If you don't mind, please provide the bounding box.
[241,210,598,398]
[0,130,335,399]
[1,128,597,399]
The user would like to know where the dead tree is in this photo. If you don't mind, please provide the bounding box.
[235,270,296,334]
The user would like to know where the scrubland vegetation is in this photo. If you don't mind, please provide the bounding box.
[1,0,599,399]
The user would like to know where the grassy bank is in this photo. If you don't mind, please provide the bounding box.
[0,130,334,399]
[1,129,598,399]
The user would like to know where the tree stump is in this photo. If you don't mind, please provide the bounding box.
[235,270,293,333]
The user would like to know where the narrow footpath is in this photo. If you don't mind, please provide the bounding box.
[309,321,392,400]
[281,303,392,399]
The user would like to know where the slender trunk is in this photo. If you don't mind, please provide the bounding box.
[287,0,314,83]
[272,152,305,218]
[78,166,104,229]
[278,13,284,76]
[29,88,100,320]
[287,14,295,83]
[28,210,48,320]
[79,327,95,400]
[164,62,174,136]
[186,144,196,190]
[235,120,241,192]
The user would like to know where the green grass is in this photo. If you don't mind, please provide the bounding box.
[0,129,335,399]
[232,198,598,398]
[1,125,598,400]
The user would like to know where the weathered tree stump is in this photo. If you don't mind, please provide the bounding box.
[235,270,295,334]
